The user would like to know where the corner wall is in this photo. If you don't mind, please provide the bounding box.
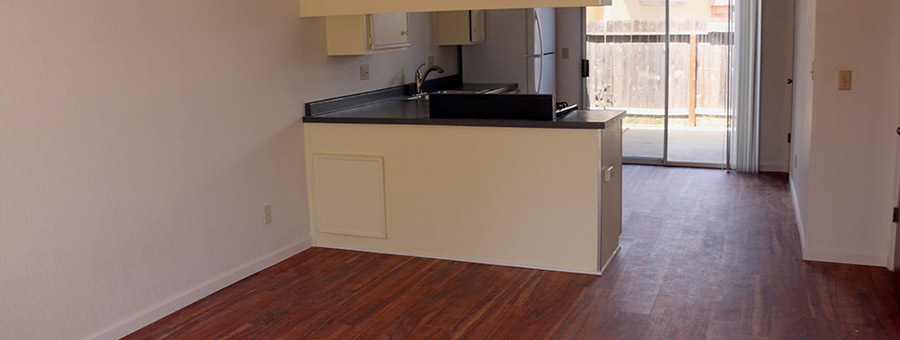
[790,0,817,247]
[0,1,458,339]
[791,0,900,267]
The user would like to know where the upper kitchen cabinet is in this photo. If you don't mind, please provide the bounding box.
[438,10,485,45]
[326,13,410,56]
[300,0,611,17]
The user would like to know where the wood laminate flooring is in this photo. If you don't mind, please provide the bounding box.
[126,165,900,339]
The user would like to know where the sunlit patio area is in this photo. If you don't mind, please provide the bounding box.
[586,1,733,167]
[623,126,727,165]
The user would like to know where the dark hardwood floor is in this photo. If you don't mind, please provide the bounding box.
[126,165,900,339]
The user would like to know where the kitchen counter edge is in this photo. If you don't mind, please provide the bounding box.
[302,110,627,130]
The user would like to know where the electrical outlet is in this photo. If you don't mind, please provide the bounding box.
[838,70,852,91]
[264,205,272,225]
[360,64,370,80]
[561,48,570,60]
[427,56,435,68]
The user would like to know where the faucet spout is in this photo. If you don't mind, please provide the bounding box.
[415,63,445,96]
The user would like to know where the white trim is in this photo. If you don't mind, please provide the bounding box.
[84,238,313,340]
[599,246,621,275]
[802,247,887,268]
[313,245,603,276]
[789,177,806,249]
[889,112,900,271]
[889,221,897,271]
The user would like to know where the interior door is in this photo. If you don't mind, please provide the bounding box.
[756,0,796,172]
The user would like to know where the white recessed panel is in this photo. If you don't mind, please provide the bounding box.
[313,154,386,238]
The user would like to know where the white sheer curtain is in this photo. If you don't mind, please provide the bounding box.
[730,0,761,172]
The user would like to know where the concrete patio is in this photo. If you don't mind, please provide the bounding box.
[623,126,728,165]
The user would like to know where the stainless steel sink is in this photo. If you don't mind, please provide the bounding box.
[391,90,481,101]
[431,90,482,95]
[391,88,512,101]
[390,95,428,101]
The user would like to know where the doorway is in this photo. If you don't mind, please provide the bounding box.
[584,0,734,168]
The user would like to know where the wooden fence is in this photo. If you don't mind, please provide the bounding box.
[586,19,732,126]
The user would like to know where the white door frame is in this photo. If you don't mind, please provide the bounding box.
[890,110,900,270]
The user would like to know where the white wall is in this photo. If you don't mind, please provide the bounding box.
[556,8,584,107]
[0,1,457,339]
[789,0,816,244]
[790,0,900,267]
[758,0,795,173]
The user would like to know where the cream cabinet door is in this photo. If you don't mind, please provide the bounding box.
[437,10,484,46]
[368,13,410,51]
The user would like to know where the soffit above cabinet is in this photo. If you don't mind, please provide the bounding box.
[299,0,611,17]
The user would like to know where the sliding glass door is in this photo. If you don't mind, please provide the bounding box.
[586,3,667,162]
[586,0,733,167]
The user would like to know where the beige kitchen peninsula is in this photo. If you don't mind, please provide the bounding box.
[303,95,624,274]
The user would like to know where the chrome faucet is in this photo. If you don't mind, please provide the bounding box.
[415,63,445,96]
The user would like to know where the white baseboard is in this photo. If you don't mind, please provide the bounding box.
[802,247,887,268]
[789,178,806,249]
[85,237,313,340]
[314,244,603,276]
[789,179,887,268]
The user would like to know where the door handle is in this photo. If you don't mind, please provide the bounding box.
[787,78,794,85]
[896,126,900,136]
[534,12,544,93]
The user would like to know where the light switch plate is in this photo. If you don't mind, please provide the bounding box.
[561,48,570,60]
[839,70,852,91]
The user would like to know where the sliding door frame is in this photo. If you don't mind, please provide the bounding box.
[583,1,731,170]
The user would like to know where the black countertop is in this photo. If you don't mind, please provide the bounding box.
[303,81,626,130]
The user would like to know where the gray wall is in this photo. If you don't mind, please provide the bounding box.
[556,7,585,107]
